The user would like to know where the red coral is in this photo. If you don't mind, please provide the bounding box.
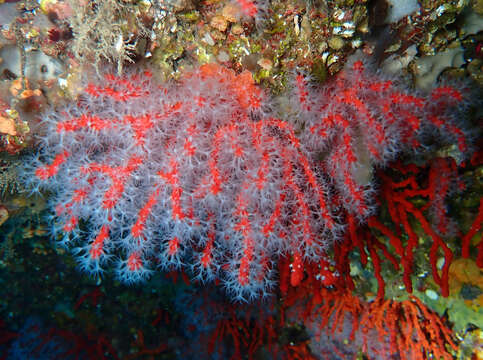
[25,59,471,301]
[283,286,457,360]
[462,199,483,267]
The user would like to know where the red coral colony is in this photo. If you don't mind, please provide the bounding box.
[20,56,481,359]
